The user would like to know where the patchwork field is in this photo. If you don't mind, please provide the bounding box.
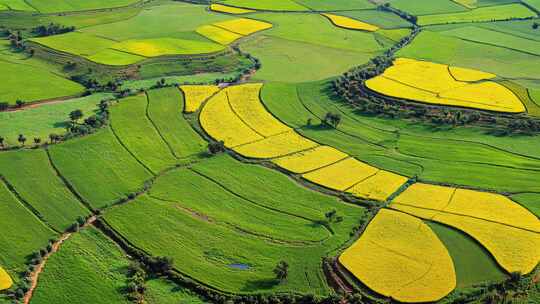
[1,1,539,303]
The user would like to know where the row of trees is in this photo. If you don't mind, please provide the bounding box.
[32,23,75,37]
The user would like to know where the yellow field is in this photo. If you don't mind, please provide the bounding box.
[196,25,243,45]
[0,266,12,291]
[447,189,540,233]
[366,58,525,113]
[272,146,348,174]
[234,131,318,159]
[180,85,220,113]
[452,0,477,9]
[393,183,456,212]
[303,158,379,191]
[449,66,495,82]
[213,18,272,36]
[200,90,263,147]
[348,171,408,202]
[339,209,456,303]
[226,83,290,137]
[210,3,255,14]
[322,13,379,32]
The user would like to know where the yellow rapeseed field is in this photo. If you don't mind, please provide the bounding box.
[234,131,318,159]
[180,85,220,113]
[449,66,495,82]
[210,4,255,14]
[226,84,290,137]
[200,90,263,147]
[272,146,349,174]
[392,183,455,211]
[0,266,12,291]
[196,25,243,45]
[321,13,379,32]
[366,58,526,113]
[303,158,379,191]
[213,18,272,36]
[348,170,408,202]
[339,209,456,303]
[447,189,540,233]
[433,212,540,274]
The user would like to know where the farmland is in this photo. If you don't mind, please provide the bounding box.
[0,0,540,303]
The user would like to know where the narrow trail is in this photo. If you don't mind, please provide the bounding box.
[22,215,97,304]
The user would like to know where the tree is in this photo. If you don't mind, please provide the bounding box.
[325,209,337,223]
[49,133,59,144]
[33,137,41,146]
[69,109,83,122]
[18,134,26,146]
[0,136,4,147]
[323,112,342,128]
[273,260,289,282]
[0,102,8,111]
[208,140,225,154]
[15,99,25,108]
[533,22,539,30]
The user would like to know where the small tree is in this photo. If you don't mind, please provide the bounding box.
[208,140,225,154]
[0,136,4,147]
[325,209,337,223]
[15,99,25,108]
[69,109,84,122]
[33,137,41,147]
[533,22,539,30]
[18,134,26,146]
[0,102,8,111]
[273,260,289,283]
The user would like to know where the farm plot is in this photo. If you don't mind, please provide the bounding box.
[0,93,108,146]
[365,58,525,113]
[210,3,254,14]
[180,85,220,113]
[340,209,456,303]
[25,0,138,13]
[392,183,540,274]
[335,10,412,29]
[109,94,177,173]
[321,14,379,32]
[386,0,468,15]
[218,0,309,11]
[0,181,55,278]
[0,149,90,231]
[48,128,152,209]
[418,4,536,26]
[0,60,84,105]
[146,87,206,158]
[0,0,35,11]
[0,267,11,291]
[31,228,130,304]
[295,0,374,10]
[145,279,207,304]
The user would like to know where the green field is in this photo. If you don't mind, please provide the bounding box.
[0,93,110,146]
[145,279,207,304]
[25,0,139,13]
[335,10,412,29]
[387,0,468,15]
[0,149,90,231]
[219,0,309,11]
[418,4,536,25]
[31,227,130,304]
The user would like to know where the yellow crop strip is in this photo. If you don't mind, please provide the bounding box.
[303,158,379,191]
[200,90,263,147]
[196,25,243,45]
[366,58,526,113]
[394,183,455,212]
[0,266,12,291]
[180,85,220,113]
[348,171,408,202]
[210,4,255,14]
[321,13,379,32]
[226,83,290,137]
[213,18,272,36]
[272,146,349,174]
[234,131,318,159]
[340,209,456,303]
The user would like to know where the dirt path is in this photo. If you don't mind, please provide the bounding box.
[4,94,85,113]
[22,216,97,304]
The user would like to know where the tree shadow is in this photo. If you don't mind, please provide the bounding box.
[241,278,279,292]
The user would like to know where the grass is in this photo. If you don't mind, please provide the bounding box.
[0,181,55,278]
[418,4,536,26]
[49,128,152,209]
[0,60,84,105]
[145,279,207,304]
[531,89,540,107]
[104,153,365,294]
[146,87,206,158]
[46,7,141,28]
[31,227,130,304]
[428,222,506,287]
[219,0,309,11]
[31,32,117,57]
[511,193,540,217]
[388,0,467,15]
[0,93,111,146]
[25,0,138,13]
[295,0,374,10]
[336,10,412,29]
[0,149,90,231]
[119,72,239,91]
[0,0,35,11]
[109,94,177,173]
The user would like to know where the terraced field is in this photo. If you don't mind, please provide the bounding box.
[0,1,539,304]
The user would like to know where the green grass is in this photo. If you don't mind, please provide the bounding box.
[220,0,309,11]
[49,128,152,209]
[524,0,540,10]
[388,0,467,15]
[31,227,130,304]
[0,181,55,278]
[0,0,35,11]
[146,87,206,158]
[427,222,506,287]
[530,89,540,107]
[294,0,374,10]
[104,154,365,294]
[110,94,177,173]
[0,93,111,146]
[0,149,90,231]
[26,0,139,13]
[418,4,536,26]
[242,35,373,82]
[510,193,540,217]
[119,72,240,91]
[47,7,141,28]
[335,10,413,29]
[30,32,117,57]
[0,60,84,105]
[145,279,207,304]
